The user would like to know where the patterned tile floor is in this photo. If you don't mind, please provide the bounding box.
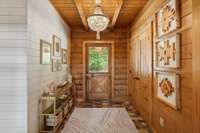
[75,101,152,133]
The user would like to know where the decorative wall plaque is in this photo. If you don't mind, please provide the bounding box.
[156,72,180,109]
[156,0,180,37]
[155,34,180,68]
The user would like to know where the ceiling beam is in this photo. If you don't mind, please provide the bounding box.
[74,0,88,30]
[110,0,124,28]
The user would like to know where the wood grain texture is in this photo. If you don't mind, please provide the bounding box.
[110,0,123,28]
[50,0,148,28]
[84,42,114,101]
[62,108,138,133]
[71,28,128,102]
[128,21,153,124]
[192,0,200,133]
[73,0,88,29]
[88,75,111,100]
[128,0,193,133]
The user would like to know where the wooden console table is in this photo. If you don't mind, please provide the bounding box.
[40,82,75,133]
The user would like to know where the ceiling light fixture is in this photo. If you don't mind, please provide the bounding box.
[87,0,109,40]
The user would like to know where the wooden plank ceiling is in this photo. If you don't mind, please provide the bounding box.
[50,0,148,29]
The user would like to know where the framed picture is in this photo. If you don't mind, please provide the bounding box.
[52,59,58,72]
[40,40,51,65]
[57,60,62,71]
[53,35,61,57]
[52,59,62,72]
[156,71,180,109]
[62,48,67,64]
[155,34,180,69]
[155,0,180,37]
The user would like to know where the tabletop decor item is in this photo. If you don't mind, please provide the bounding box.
[47,81,57,95]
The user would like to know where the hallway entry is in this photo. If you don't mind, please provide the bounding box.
[83,41,114,101]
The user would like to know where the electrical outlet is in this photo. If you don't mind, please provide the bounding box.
[160,117,165,128]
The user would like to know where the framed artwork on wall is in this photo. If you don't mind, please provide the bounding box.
[155,0,180,37]
[52,59,62,72]
[57,60,62,71]
[155,34,180,69]
[62,48,67,64]
[52,59,58,72]
[156,71,180,110]
[53,35,61,57]
[40,40,51,65]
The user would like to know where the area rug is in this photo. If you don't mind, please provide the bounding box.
[75,101,152,133]
[62,108,138,133]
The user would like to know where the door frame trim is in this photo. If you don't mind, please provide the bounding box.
[193,1,200,132]
[83,40,115,101]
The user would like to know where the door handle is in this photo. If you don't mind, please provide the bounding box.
[133,77,140,80]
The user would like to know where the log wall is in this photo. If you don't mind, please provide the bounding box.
[128,0,192,133]
[71,28,128,102]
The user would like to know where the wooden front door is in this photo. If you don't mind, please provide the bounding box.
[85,43,112,101]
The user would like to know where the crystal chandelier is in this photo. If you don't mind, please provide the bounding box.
[87,0,109,40]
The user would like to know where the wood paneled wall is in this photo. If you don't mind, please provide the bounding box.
[0,0,28,132]
[128,21,153,123]
[128,0,192,133]
[192,0,200,133]
[71,28,128,102]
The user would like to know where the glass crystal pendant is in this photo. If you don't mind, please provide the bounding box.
[87,0,109,40]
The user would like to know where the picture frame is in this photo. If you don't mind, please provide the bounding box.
[57,59,62,71]
[40,40,51,65]
[52,59,62,72]
[53,35,61,57]
[62,48,67,64]
[155,34,180,69]
[156,71,180,110]
[155,0,180,37]
[52,59,58,72]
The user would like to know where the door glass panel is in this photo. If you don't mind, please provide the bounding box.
[88,47,109,73]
